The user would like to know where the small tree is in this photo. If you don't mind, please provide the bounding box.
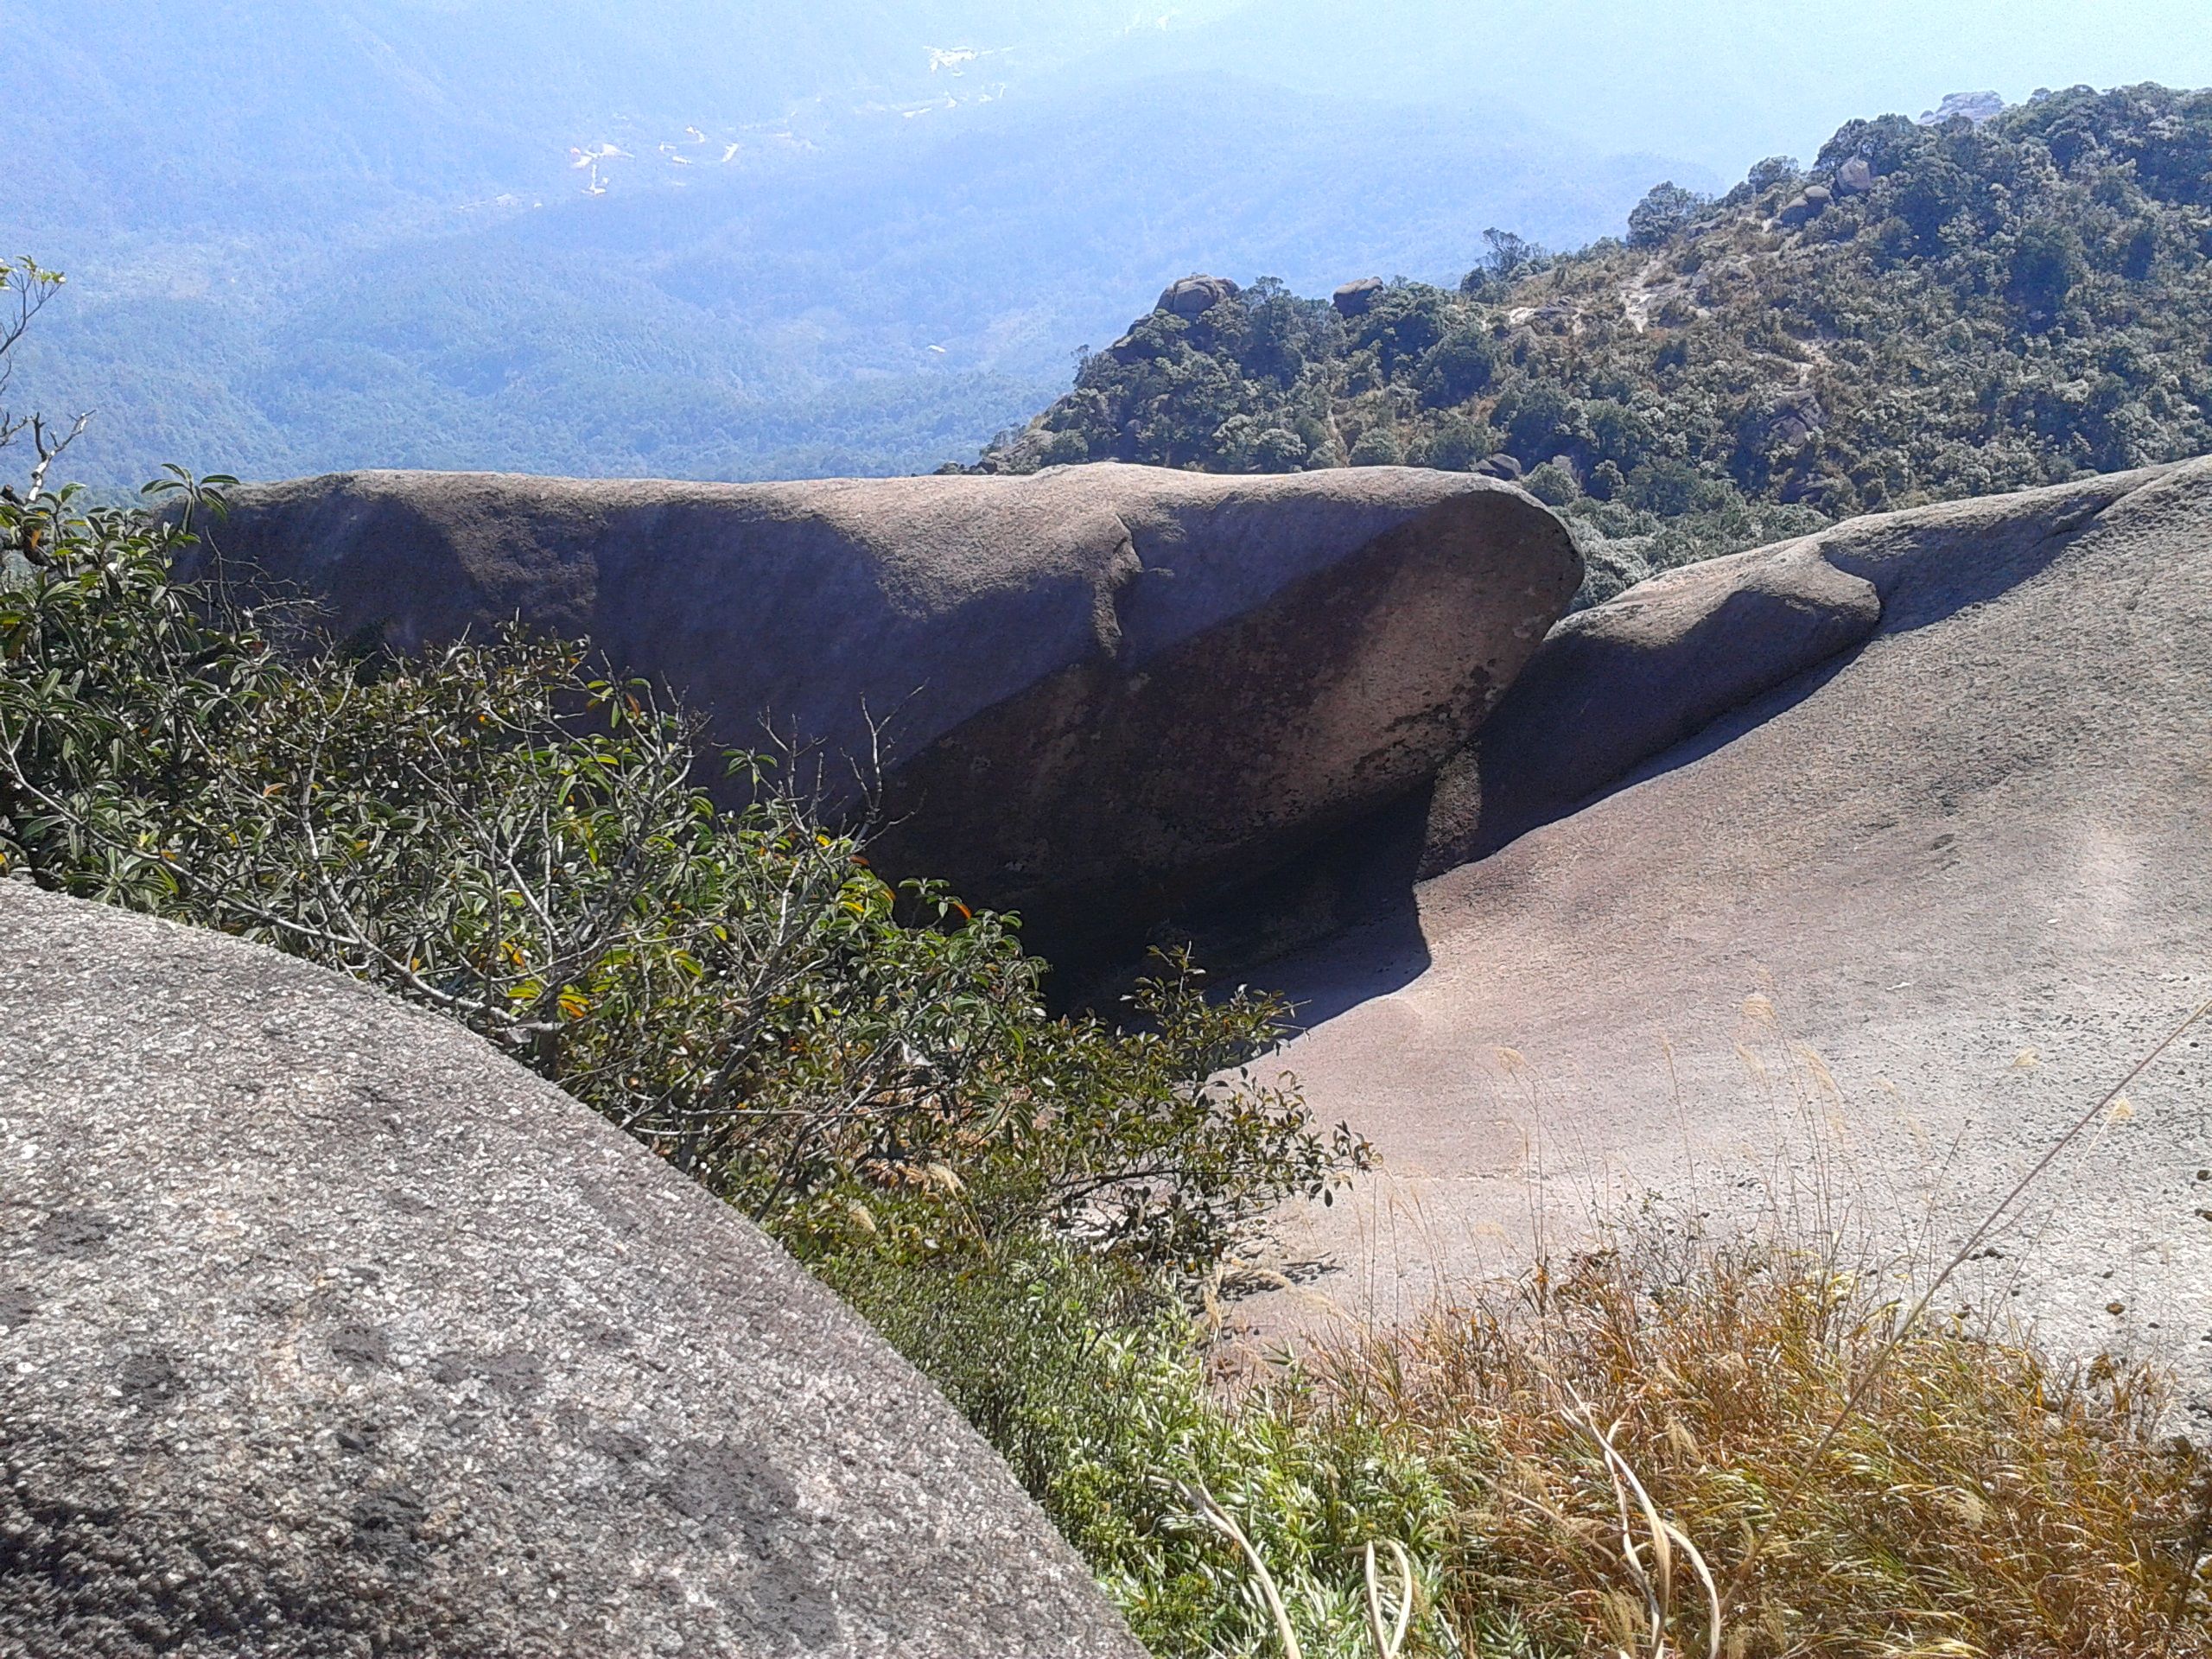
[1627,181,1709,248]
[0,258,90,495]
[1745,155,1801,194]
[1460,227,1546,294]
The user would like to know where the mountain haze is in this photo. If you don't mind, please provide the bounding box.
[10,0,1245,230]
[4,0,1693,486]
[1103,0,2212,173]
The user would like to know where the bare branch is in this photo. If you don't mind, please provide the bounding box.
[25,411,91,496]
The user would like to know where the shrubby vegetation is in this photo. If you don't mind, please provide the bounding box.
[0,480,1355,1273]
[982,85,2212,602]
[843,1228,2211,1657]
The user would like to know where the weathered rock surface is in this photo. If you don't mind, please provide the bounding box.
[1745,386,1826,453]
[0,885,1146,1657]
[1155,273,1241,318]
[1245,460,2212,1407]
[1834,155,1876,195]
[199,465,1579,967]
[1421,534,1881,870]
[1331,277,1384,317]
[1777,183,1833,227]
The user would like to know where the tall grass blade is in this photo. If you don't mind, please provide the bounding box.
[1719,991,2212,1611]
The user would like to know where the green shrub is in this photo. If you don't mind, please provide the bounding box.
[0,482,1361,1273]
[1410,415,1499,472]
[1521,461,1580,506]
[1039,428,1090,465]
[1414,327,1496,408]
[1350,284,1450,377]
[1626,180,1709,247]
[1495,383,1582,465]
[829,1242,1453,1659]
[1347,426,1405,467]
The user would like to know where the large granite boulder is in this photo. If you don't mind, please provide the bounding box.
[1248,459,2212,1405]
[0,885,1146,1657]
[1833,156,1876,195]
[1331,278,1384,318]
[1155,273,1241,318]
[196,465,1579,968]
[1776,183,1833,227]
[1744,386,1826,454]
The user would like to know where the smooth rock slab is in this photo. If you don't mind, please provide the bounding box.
[0,886,1146,1658]
[1249,460,2212,1409]
[195,464,1577,968]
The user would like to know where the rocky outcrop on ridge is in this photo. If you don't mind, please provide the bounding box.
[1250,459,2212,1402]
[0,884,1146,1657]
[1155,273,1242,318]
[198,464,1579,969]
[1330,277,1384,317]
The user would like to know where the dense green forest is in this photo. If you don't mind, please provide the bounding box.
[981,84,2212,601]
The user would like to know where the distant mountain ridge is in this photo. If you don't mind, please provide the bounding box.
[2,0,1238,232]
[982,83,2212,602]
[3,0,1696,487]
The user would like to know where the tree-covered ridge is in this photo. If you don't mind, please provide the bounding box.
[977,83,2212,601]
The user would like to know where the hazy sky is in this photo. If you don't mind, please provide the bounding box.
[1117,0,2212,174]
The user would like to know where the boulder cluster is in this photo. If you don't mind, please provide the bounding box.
[1777,153,1876,229]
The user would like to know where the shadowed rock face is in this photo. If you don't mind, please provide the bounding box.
[1421,533,1882,871]
[0,886,1147,1658]
[1156,273,1242,317]
[870,481,1575,964]
[1244,458,2212,1406]
[199,464,1579,967]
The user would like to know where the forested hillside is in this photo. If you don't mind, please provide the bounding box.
[1,0,1685,488]
[982,84,2212,601]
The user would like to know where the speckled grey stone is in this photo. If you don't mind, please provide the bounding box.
[0,886,1147,1658]
[1421,531,1883,869]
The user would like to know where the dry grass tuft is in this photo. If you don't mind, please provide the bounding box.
[1274,1232,2210,1657]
